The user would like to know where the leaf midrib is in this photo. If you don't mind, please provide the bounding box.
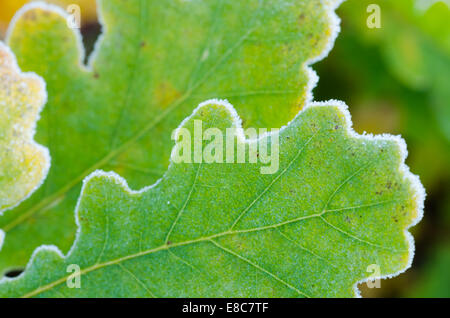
[18,122,404,297]
[20,212,322,298]
[21,196,402,298]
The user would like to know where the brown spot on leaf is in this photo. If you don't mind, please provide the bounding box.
[24,11,37,21]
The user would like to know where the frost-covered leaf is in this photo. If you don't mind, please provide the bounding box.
[0,101,424,297]
[0,0,342,273]
[0,42,49,214]
[380,1,450,141]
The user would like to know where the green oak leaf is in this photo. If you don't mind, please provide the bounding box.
[0,42,49,215]
[0,101,424,297]
[0,0,343,274]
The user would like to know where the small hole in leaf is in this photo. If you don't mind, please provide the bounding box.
[5,269,23,278]
[81,22,102,64]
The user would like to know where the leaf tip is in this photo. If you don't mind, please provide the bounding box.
[5,0,88,72]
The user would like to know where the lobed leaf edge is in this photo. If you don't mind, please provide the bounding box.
[0,98,426,297]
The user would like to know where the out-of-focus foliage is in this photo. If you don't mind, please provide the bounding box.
[0,0,97,37]
[339,0,450,141]
[320,0,450,189]
[408,244,450,297]
[315,0,450,297]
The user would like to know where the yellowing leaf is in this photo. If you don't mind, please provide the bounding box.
[0,42,49,214]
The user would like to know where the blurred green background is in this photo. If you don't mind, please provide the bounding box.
[1,0,449,297]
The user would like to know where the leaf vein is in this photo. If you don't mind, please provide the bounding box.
[230,130,320,230]
[209,239,311,298]
[165,163,202,243]
[117,263,156,298]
